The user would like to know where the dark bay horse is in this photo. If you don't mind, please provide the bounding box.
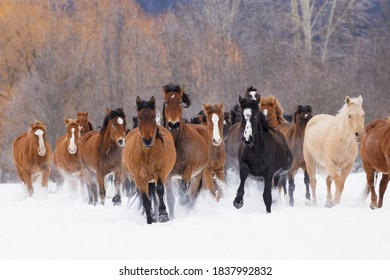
[162,83,211,207]
[198,103,226,201]
[77,112,93,136]
[360,117,390,209]
[53,118,84,196]
[12,121,53,196]
[277,105,313,206]
[233,96,292,213]
[79,108,127,205]
[123,96,176,224]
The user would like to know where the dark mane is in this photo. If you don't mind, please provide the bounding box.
[137,99,156,112]
[162,83,182,94]
[246,86,257,93]
[100,108,126,134]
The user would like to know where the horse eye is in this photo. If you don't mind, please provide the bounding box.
[112,123,116,127]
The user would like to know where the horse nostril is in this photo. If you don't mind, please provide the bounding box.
[355,132,359,137]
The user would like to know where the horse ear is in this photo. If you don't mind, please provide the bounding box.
[150,96,155,106]
[136,96,142,107]
[358,95,363,105]
[238,95,242,103]
[217,103,223,111]
[256,95,261,103]
[270,96,276,105]
[64,118,70,125]
[203,103,210,112]
[345,96,350,105]
[106,108,112,115]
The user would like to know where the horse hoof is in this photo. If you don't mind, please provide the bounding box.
[289,200,294,207]
[158,215,169,223]
[233,198,243,209]
[146,218,153,224]
[112,195,122,206]
[325,202,334,208]
[179,195,189,205]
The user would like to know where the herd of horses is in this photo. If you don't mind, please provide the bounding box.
[11,83,389,224]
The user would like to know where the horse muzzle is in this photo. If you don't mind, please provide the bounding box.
[118,138,125,147]
[37,147,46,157]
[68,146,77,155]
[242,136,253,147]
[354,132,362,143]
[213,138,222,146]
[142,137,154,149]
[168,121,180,131]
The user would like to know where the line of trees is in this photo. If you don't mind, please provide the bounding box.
[1,0,389,180]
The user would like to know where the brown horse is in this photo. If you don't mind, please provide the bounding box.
[360,117,390,209]
[162,83,211,207]
[53,118,84,196]
[77,112,93,136]
[260,95,287,128]
[276,105,313,206]
[79,108,127,205]
[123,96,176,224]
[199,103,226,201]
[12,121,53,196]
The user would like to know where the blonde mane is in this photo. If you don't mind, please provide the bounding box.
[260,95,287,125]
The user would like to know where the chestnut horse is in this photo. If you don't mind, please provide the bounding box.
[277,105,313,206]
[77,112,93,136]
[162,83,210,207]
[79,108,127,205]
[196,103,226,201]
[360,117,390,209]
[53,118,83,196]
[12,121,52,196]
[260,95,287,128]
[303,96,365,207]
[123,96,176,224]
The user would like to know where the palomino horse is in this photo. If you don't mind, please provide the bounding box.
[12,121,52,196]
[260,95,287,128]
[277,105,313,206]
[123,96,176,224]
[303,96,365,207]
[233,96,292,213]
[198,103,226,201]
[79,108,127,205]
[162,83,210,207]
[53,118,84,196]
[360,117,390,209]
[77,112,93,136]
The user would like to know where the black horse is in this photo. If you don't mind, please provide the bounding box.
[233,95,292,213]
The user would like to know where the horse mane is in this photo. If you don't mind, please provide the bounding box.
[100,108,125,135]
[261,95,287,124]
[230,104,242,124]
[246,86,257,93]
[189,110,206,124]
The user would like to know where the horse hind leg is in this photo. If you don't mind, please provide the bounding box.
[203,168,220,201]
[165,179,175,219]
[303,169,311,201]
[303,151,317,206]
[365,166,377,209]
[156,179,169,223]
[378,174,389,208]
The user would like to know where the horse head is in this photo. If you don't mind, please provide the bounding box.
[77,112,93,136]
[260,95,286,127]
[204,103,224,146]
[101,108,127,147]
[136,96,158,149]
[239,95,264,148]
[162,83,191,132]
[344,95,365,142]
[64,118,81,154]
[294,105,313,126]
[29,121,47,156]
[244,86,260,101]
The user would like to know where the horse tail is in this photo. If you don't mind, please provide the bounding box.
[125,178,143,213]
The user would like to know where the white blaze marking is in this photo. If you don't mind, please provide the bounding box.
[68,127,77,154]
[34,129,46,156]
[117,117,124,125]
[305,114,309,118]
[249,91,257,100]
[243,109,252,141]
[211,113,222,146]
[263,109,268,117]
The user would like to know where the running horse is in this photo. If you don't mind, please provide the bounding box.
[77,112,93,136]
[79,108,127,205]
[260,95,287,128]
[360,117,390,209]
[277,105,313,206]
[233,96,292,213]
[123,96,176,224]
[195,103,226,201]
[162,83,210,208]
[303,96,364,207]
[12,121,53,196]
[53,118,84,196]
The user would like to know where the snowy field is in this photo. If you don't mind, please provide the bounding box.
[0,169,389,261]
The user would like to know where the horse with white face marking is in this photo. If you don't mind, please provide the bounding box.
[303,95,365,207]
[12,121,53,196]
[191,103,226,201]
[79,108,127,205]
[53,118,84,196]
[233,96,292,213]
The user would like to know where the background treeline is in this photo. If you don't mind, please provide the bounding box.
[0,0,389,181]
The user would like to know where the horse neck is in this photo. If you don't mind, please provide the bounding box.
[267,114,279,128]
[99,129,117,156]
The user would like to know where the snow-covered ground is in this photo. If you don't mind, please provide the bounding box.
[0,169,389,261]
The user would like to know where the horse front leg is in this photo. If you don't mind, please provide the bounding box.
[378,174,389,208]
[112,172,122,206]
[364,166,377,209]
[325,175,333,208]
[288,175,296,207]
[96,172,106,205]
[203,167,219,201]
[233,164,249,209]
[156,178,169,223]
[333,163,353,205]
[303,168,311,201]
[263,174,273,213]
[141,191,153,224]
[165,177,175,219]
[23,172,34,197]
[304,150,317,205]
[178,169,192,206]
